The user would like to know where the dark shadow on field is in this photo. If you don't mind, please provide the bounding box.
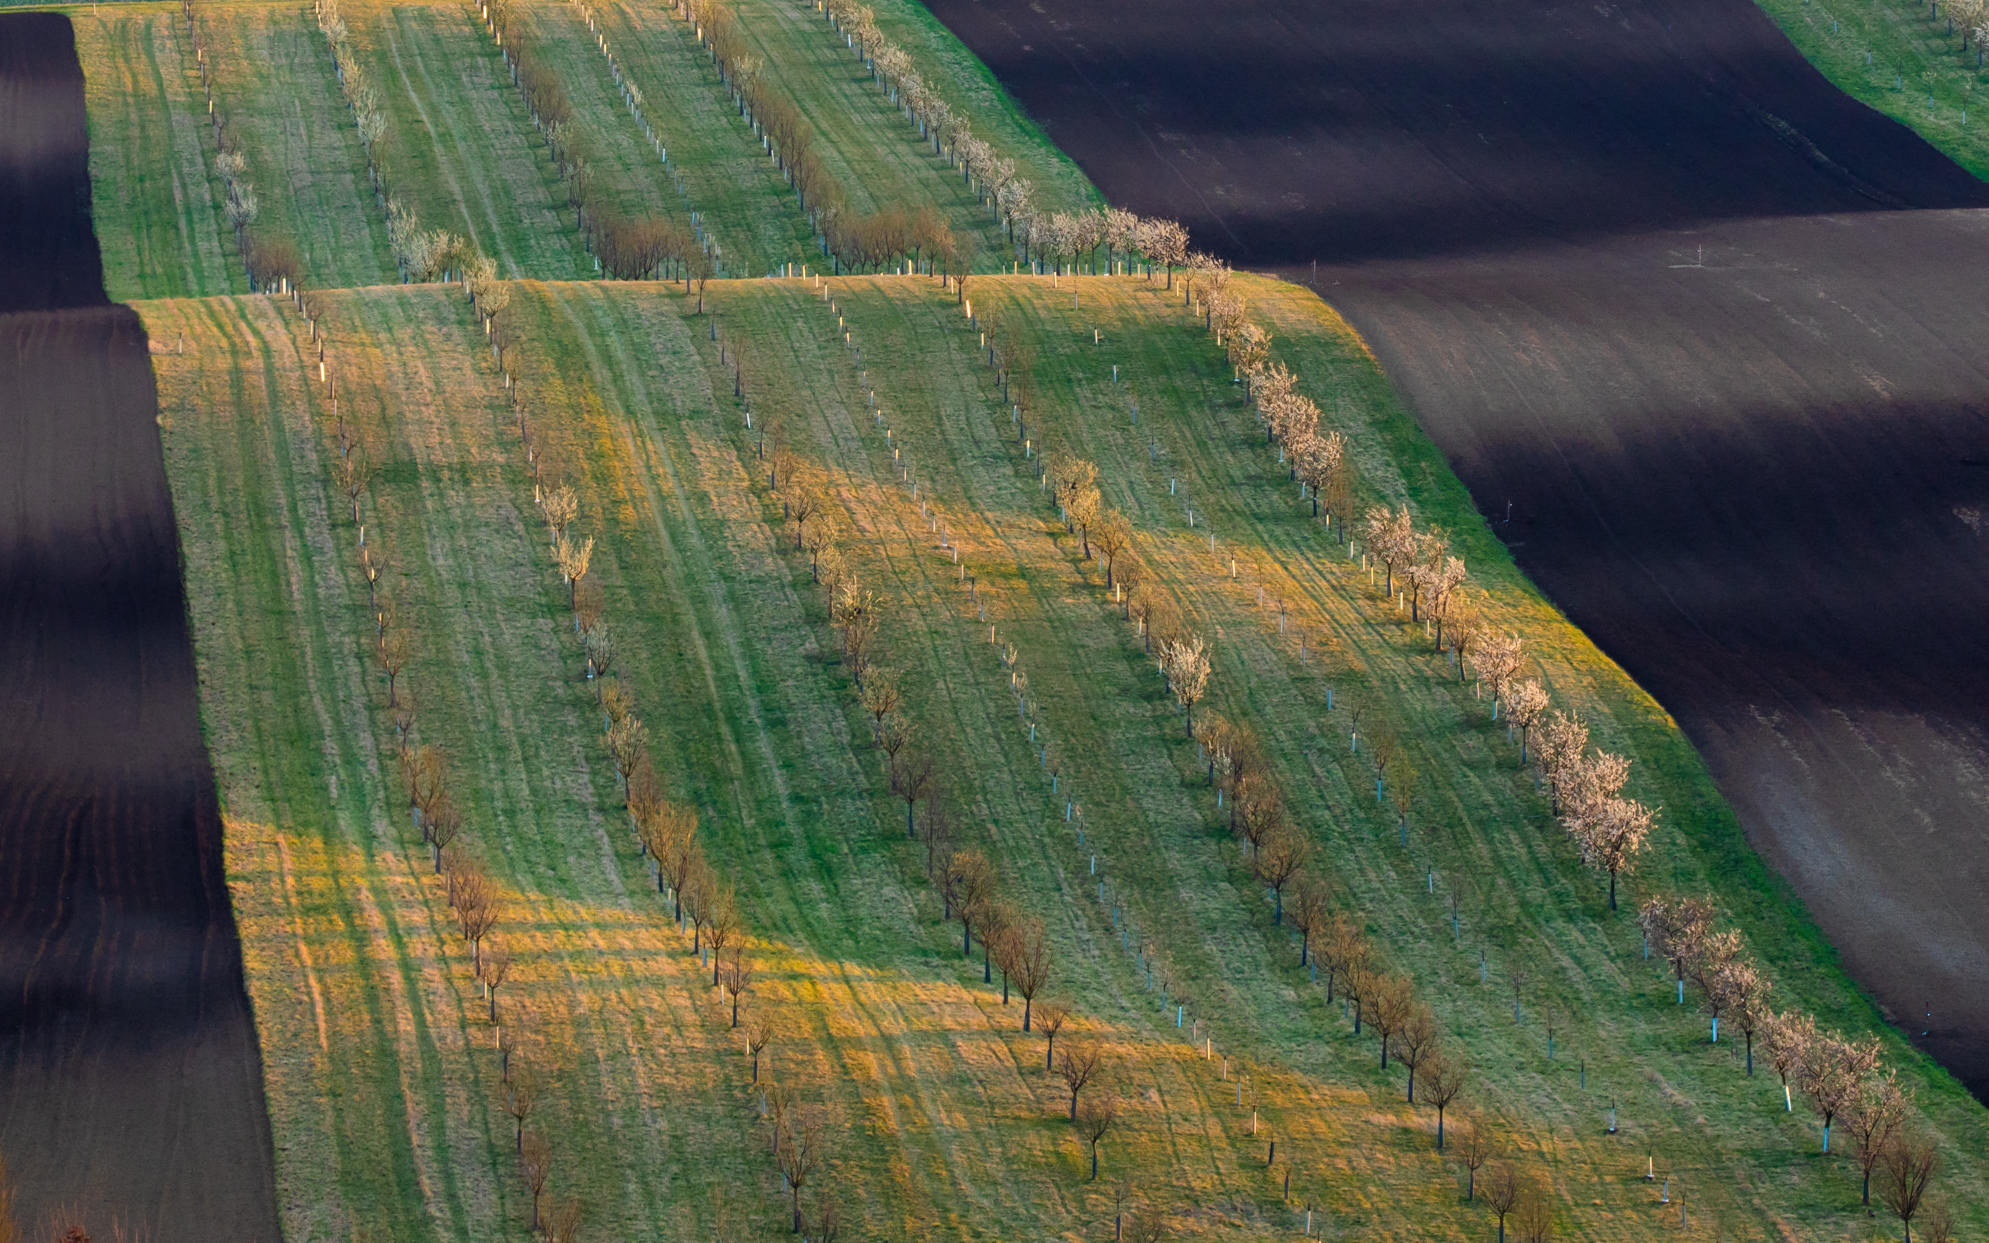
[923,0,1989,263]
[0,14,280,1237]
[1313,209,1989,1095]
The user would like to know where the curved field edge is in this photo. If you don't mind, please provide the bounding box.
[143,275,1989,1241]
[1756,0,1989,181]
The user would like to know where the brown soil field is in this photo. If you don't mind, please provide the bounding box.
[922,0,1989,1097]
[0,14,279,1237]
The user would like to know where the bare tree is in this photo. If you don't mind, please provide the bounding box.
[1483,1162,1522,1243]
[719,949,754,1027]
[947,848,994,958]
[1370,975,1416,1069]
[1037,1002,1069,1071]
[1424,1052,1470,1149]
[546,1196,582,1243]
[392,694,418,760]
[1076,1089,1118,1181]
[807,1195,842,1243]
[1010,919,1053,1030]
[746,1016,772,1083]
[495,1058,533,1145]
[774,1108,824,1233]
[608,713,649,805]
[337,447,370,523]
[480,935,511,1022]
[1252,829,1311,924]
[584,626,618,701]
[520,1129,552,1230]
[1513,1189,1553,1243]
[894,749,936,838]
[1289,873,1329,967]
[660,808,703,920]
[1318,912,1364,1004]
[1058,1041,1103,1121]
[425,795,462,874]
[1455,1116,1493,1200]
[1124,1207,1168,1243]
[916,791,956,878]
[1878,1134,1939,1242]
[802,515,835,581]
[1918,1197,1955,1243]
[788,487,819,549]
[1394,1004,1439,1102]
[1093,509,1133,588]
[860,668,901,742]
[378,624,412,707]
[701,878,737,979]
[874,712,913,784]
[1233,771,1285,854]
[1846,1071,1910,1206]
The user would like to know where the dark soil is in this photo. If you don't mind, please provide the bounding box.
[0,15,107,313]
[0,15,280,1237]
[923,0,1989,1094]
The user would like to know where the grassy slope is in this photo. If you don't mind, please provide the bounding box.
[190,0,396,286]
[73,2,234,300]
[341,0,589,278]
[760,271,1989,1237]
[504,3,690,237]
[725,0,1025,240]
[847,0,1095,216]
[1759,0,1989,179]
[573,0,823,274]
[152,274,1989,1242]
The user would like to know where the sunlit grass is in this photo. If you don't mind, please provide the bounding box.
[152,276,1989,1241]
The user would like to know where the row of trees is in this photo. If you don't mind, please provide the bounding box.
[287,290,603,1236]
[1640,893,1950,1226]
[1217,274,1963,1236]
[753,310,1190,1200]
[501,307,857,1232]
[181,0,302,292]
[313,0,395,221]
[315,0,488,285]
[822,0,1020,227]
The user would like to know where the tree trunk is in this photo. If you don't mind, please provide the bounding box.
[1090,1144,1098,1180]
[1436,1106,1445,1149]
[1070,1091,1079,1121]
[1023,996,1032,1031]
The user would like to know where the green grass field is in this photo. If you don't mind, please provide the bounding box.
[75,3,238,300]
[145,273,1989,1241]
[62,0,1094,294]
[49,0,1989,1230]
[1758,0,1989,179]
